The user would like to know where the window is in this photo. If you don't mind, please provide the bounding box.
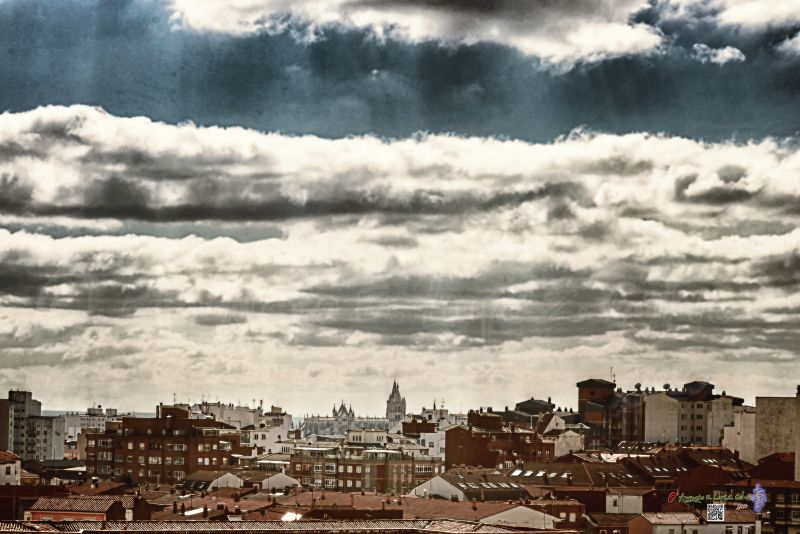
[4,467,9,476]
[127,455,133,463]
[314,465,322,473]
[165,457,172,465]
[197,444,204,452]
[295,464,301,472]
[88,440,96,447]
[725,527,733,534]
[139,442,145,450]
[669,529,675,534]
[792,493,800,504]
[738,527,743,534]
[174,444,187,452]
[612,499,618,507]
[347,465,353,473]
[776,511,785,520]
[792,511,800,521]
[347,480,353,487]
[338,465,344,473]
[778,494,786,503]
[174,458,184,465]
[127,442,133,450]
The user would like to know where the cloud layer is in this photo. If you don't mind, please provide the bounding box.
[1,105,799,411]
[1,0,800,142]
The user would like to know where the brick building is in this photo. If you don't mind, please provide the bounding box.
[444,409,555,469]
[712,479,800,534]
[24,496,127,521]
[289,443,442,494]
[83,405,247,485]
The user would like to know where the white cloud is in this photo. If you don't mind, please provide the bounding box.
[167,0,662,65]
[777,32,800,55]
[692,43,746,64]
[2,105,800,411]
[663,0,800,30]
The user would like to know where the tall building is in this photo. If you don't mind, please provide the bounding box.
[643,382,741,445]
[755,385,800,481]
[386,381,406,425]
[0,391,65,461]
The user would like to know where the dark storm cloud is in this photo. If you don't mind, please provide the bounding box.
[0,0,799,141]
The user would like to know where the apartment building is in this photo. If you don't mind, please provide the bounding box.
[83,405,247,485]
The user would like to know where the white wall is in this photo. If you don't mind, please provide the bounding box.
[0,460,21,485]
[644,394,679,443]
[722,407,756,464]
[261,472,302,491]
[409,476,465,501]
[605,494,642,514]
[210,472,243,489]
[481,507,559,529]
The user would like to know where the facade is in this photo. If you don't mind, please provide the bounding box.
[241,424,291,455]
[722,406,757,464]
[24,497,127,521]
[713,480,800,534]
[0,450,21,485]
[63,406,123,441]
[289,443,443,494]
[83,405,247,485]
[644,383,741,445]
[444,410,556,469]
[25,416,66,461]
[0,391,64,461]
[577,380,647,448]
[755,390,800,476]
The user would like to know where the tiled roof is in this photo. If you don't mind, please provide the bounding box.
[67,481,126,496]
[698,509,757,523]
[0,450,21,462]
[639,513,700,525]
[29,497,120,513]
[508,461,651,487]
[13,519,528,532]
[440,469,529,501]
[586,513,640,525]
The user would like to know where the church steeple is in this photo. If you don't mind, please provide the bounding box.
[386,381,406,424]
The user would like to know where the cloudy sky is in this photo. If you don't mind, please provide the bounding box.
[1,0,799,415]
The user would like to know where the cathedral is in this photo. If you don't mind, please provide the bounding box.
[301,383,407,437]
[386,380,406,425]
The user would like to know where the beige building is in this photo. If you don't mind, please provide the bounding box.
[644,382,741,445]
[722,405,756,464]
[753,386,800,481]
